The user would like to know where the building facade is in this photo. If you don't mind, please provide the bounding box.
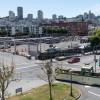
[9,11,15,21]
[17,7,23,20]
[52,14,57,20]
[42,21,88,36]
[37,10,43,20]
[27,14,33,21]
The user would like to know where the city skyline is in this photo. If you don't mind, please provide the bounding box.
[0,0,100,18]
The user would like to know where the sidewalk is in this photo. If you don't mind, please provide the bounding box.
[6,79,47,96]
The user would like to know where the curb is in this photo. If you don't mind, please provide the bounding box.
[75,87,81,100]
[75,93,81,100]
[55,80,82,100]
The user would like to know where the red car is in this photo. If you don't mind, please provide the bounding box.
[68,57,80,63]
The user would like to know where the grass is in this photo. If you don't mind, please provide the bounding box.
[8,83,79,100]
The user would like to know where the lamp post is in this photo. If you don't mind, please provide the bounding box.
[94,47,97,73]
[94,54,96,73]
[93,46,97,73]
[13,39,16,54]
[99,56,100,67]
[69,70,73,96]
[28,41,30,55]
[39,27,42,52]
[3,41,6,52]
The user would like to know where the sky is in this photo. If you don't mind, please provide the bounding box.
[0,0,100,18]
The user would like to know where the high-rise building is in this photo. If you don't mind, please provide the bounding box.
[27,14,33,21]
[88,10,95,19]
[9,11,15,21]
[58,15,64,19]
[37,10,43,20]
[84,12,88,19]
[52,14,57,20]
[17,7,23,20]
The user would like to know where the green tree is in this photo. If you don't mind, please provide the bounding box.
[89,29,100,50]
[89,36,100,48]
[89,28,100,36]
[43,27,68,36]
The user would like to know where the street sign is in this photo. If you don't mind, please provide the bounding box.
[16,88,22,94]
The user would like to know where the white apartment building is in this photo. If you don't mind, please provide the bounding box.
[0,17,44,35]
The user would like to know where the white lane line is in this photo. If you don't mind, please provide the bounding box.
[16,65,39,70]
[84,85,91,88]
[88,91,100,97]
[15,62,32,66]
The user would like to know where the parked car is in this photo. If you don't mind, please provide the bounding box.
[55,56,72,61]
[55,56,67,61]
[68,57,80,63]
[26,54,32,60]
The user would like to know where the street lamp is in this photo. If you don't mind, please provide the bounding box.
[94,53,97,73]
[39,27,42,52]
[69,69,73,96]
[99,56,100,67]
[12,39,16,54]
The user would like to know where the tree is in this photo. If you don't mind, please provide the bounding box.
[43,27,68,36]
[88,28,100,50]
[38,61,54,100]
[89,36,100,48]
[0,61,14,100]
[88,28,100,36]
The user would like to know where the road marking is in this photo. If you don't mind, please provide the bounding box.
[16,62,31,66]
[84,85,91,88]
[16,65,39,70]
[88,91,100,97]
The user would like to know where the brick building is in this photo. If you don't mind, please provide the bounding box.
[42,21,88,36]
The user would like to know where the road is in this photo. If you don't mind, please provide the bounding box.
[75,84,100,100]
[0,51,100,100]
[0,52,47,96]
[53,55,100,73]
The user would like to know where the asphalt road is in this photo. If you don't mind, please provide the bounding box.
[75,84,100,100]
[0,51,100,99]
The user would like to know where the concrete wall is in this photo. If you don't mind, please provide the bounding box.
[56,74,100,86]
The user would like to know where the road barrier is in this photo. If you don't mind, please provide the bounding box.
[56,73,100,86]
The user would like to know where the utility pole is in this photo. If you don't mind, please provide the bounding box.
[28,41,30,55]
[14,39,16,54]
[3,41,6,52]
[94,46,97,73]
[99,55,100,67]
[94,54,96,73]
[39,27,42,52]
[70,70,73,96]
[93,46,97,73]
[40,33,42,52]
